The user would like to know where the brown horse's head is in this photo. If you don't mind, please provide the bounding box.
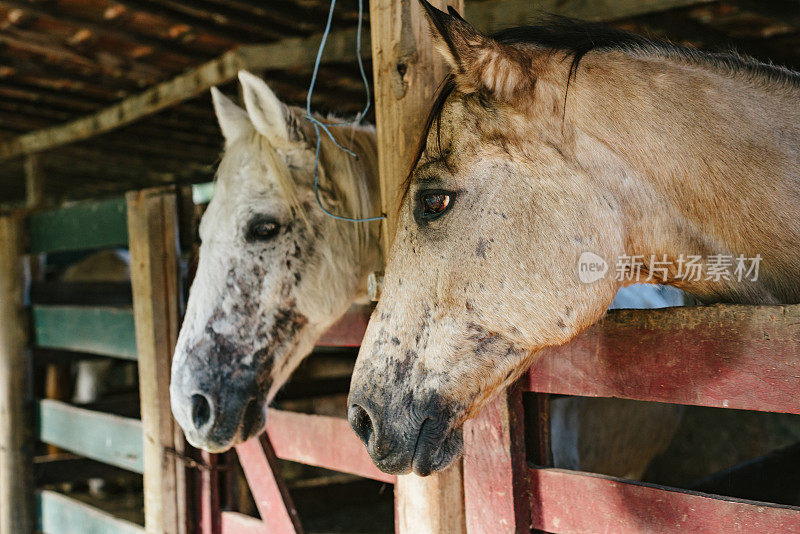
[349,1,800,475]
[347,4,631,475]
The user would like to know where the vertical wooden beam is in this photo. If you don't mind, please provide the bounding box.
[24,153,44,209]
[395,463,465,533]
[0,213,34,534]
[198,451,221,534]
[26,155,68,457]
[127,187,187,534]
[370,0,464,250]
[369,1,466,532]
[462,385,531,533]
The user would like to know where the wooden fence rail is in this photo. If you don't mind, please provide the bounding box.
[37,490,145,534]
[31,305,138,359]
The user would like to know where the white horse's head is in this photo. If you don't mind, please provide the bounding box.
[170,71,380,452]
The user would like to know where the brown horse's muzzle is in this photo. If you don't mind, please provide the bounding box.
[347,386,464,476]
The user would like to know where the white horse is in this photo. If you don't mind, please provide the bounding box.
[170,71,381,451]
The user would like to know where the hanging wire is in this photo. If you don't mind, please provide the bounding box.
[306,0,385,223]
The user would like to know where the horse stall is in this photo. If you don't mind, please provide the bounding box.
[1,1,800,534]
[0,189,187,533]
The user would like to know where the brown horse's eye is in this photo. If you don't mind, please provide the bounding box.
[247,218,280,241]
[415,189,456,224]
[423,194,450,214]
[420,190,454,219]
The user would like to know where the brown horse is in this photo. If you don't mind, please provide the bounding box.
[348,2,800,476]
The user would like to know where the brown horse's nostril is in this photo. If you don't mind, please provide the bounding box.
[191,393,212,429]
[348,404,373,446]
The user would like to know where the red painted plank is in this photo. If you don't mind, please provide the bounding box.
[265,409,396,484]
[315,305,371,347]
[221,511,267,534]
[463,386,531,534]
[235,435,302,534]
[527,305,800,414]
[198,451,220,534]
[529,467,800,533]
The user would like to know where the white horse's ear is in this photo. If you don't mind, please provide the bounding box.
[238,70,290,143]
[211,86,250,144]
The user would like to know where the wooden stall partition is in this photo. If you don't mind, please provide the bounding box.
[369,1,466,532]
[0,213,35,533]
[460,303,800,533]
[127,187,188,534]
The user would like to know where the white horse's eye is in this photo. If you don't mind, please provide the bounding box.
[247,218,280,241]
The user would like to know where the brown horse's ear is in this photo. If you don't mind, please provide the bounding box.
[418,0,532,101]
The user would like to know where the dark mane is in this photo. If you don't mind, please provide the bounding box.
[401,17,800,199]
[494,16,800,88]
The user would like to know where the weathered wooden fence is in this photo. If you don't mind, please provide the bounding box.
[0,187,188,534]
[217,304,800,533]
[464,304,800,533]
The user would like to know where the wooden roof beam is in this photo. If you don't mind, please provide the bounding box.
[0,27,367,161]
[110,0,283,43]
[0,0,211,61]
[0,0,715,162]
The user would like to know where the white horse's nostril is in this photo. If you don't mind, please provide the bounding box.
[191,393,212,429]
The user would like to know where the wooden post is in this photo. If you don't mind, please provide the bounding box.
[462,385,531,533]
[0,213,34,533]
[25,153,69,456]
[127,187,187,534]
[370,0,464,252]
[24,153,44,209]
[369,0,466,532]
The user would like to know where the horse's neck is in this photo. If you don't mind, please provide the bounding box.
[576,56,800,304]
[339,126,383,296]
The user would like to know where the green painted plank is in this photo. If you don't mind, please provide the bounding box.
[37,399,144,473]
[32,305,137,360]
[29,197,128,253]
[38,490,144,534]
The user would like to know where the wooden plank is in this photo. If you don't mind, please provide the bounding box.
[221,511,268,534]
[198,451,221,534]
[528,467,800,533]
[265,409,396,484]
[37,489,144,534]
[36,399,144,473]
[235,434,303,534]
[526,304,800,414]
[0,214,34,534]
[465,0,713,34]
[24,153,44,209]
[315,305,371,347]
[0,28,367,161]
[28,197,128,253]
[127,187,187,534]
[370,0,466,531]
[463,386,531,534]
[32,305,137,360]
